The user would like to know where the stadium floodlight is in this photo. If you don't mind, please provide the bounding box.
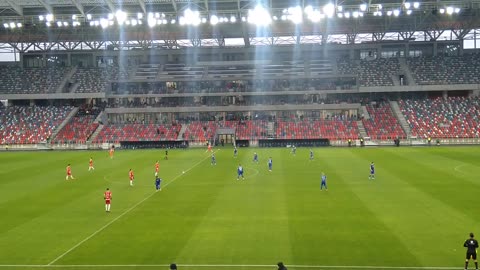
[386,10,392,16]
[359,12,364,17]
[241,16,246,22]
[89,21,94,26]
[163,19,168,24]
[446,7,454,15]
[201,17,207,23]
[72,15,77,20]
[439,8,445,14]
[360,4,367,11]
[116,10,127,25]
[413,2,420,9]
[286,5,303,24]
[281,15,287,20]
[337,12,344,18]
[181,8,201,26]
[100,18,109,28]
[108,13,114,20]
[62,21,68,26]
[454,8,461,13]
[131,19,138,26]
[247,5,272,26]
[304,5,313,14]
[148,12,154,18]
[337,5,343,12]
[125,20,131,25]
[46,22,51,27]
[3,23,8,28]
[404,2,411,9]
[344,11,350,18]
[46,14,54,22]
[39,15,44,21]
[56,21,62,27]
[210,15,219,25]
[148,16,156,27]
[323,3,335,18]
[378,4,383,10]
[230,15,237,23]
[72,21,80,27]
[171,19,176,24]
[9,22,15,28]
[94,20,100,26]
[87,14,92,20]
[272,15,278,20]
[352,11,359,18]
[307,9,323,22]
[137,13,143,19]
[393,9,400,16]
[16,22,22,28]
[162,13,166,18]
[406,10,412,15]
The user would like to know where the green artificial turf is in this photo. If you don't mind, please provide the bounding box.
[0,146,479,270]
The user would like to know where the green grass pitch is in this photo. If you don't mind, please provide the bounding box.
[0,146,479,270]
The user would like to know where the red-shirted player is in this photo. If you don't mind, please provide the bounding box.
[129,169,134,186]
[88,157,95,171]
[207,143,212,152]
[66,164,75,180]
[155,161,159,176]
[104,188,112,212]
[109,146,115,159]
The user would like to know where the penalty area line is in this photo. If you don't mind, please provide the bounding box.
[47,151,217,266]
[0,264,461,269]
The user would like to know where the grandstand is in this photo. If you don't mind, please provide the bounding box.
[0,0,478,150]
[2,0,480,269]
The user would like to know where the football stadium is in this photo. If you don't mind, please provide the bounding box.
[0,0,480,269]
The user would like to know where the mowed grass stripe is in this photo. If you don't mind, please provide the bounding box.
[283,148,421,266]
[0,150,156,264]
[51,150,218,265]
[0,147,479,268]
[349,148,476,266]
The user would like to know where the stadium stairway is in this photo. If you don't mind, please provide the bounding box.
[48,107,78,143]
[87,111,106,143]
[267,122,276,138]
[357,121,368,138]
[87,124,104,143]
[57,66,78,93]
[360,105,371,119]
[389,100,412,137]
[398,58,417,86]
[177,125,188,141]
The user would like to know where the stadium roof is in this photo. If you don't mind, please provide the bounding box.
[0,0,479,47]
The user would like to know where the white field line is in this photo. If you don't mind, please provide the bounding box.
[47,151,218,266]
[0,264,461,269]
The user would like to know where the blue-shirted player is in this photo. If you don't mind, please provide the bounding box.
[369,162,375,180]
[155,176,162,191]
[309,149,314,160]
[237,164,244,180]
[292,145,296,156]
[211,153,216,165]
[253,152,258,163]
[320,173,327,190]
[268,157,273,171]
[233,147,238,158]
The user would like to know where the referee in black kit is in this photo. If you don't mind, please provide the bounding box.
[464,232,479,270]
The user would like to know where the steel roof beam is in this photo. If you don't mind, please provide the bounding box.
[37,0,54,14]
[5,0,23,16]
[71,0,85,16]
[138,0,146,14]
[105,0,116,13]
[171,0,178,12]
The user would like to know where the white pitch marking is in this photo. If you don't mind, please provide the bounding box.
[0,264,461,269]
[47,151,217,266]
[453,164,467,174]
